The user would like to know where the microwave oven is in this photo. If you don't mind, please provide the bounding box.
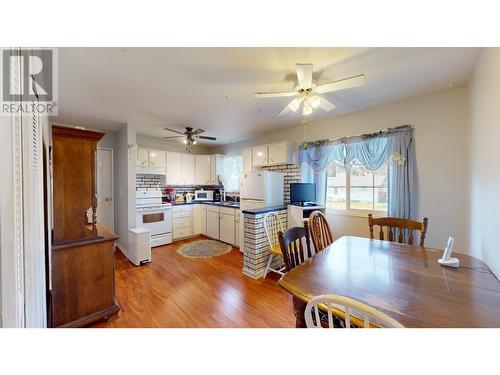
[194,190,214,201]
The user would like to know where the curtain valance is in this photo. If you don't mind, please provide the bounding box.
[299,125,412,172]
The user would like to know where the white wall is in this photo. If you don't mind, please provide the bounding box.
[115,124,137,254]
[468,48,500,279]
[214,87,469,252]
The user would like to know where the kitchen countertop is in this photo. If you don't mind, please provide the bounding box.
[241,205,288,215]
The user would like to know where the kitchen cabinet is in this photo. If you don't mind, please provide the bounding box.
[193,204,207,235]
[252,145,268,167]
[173,205,193,240]
[166,152,182,185]
[206,207,220,239]
[242,148,253,173]
[195,155,211,185]
[210,154,224,184]
[137,147,150,168]
[268,141,294,165]
[235,211,241,248]
[219,207,235,245]
[251,141,295,167]
[181,153,195,185]
[137,148,166,172]
[149,149,166,169]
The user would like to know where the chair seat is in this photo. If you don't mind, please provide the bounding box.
[269,244,282,255]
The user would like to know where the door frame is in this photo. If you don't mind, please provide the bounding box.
[97,147,115,231]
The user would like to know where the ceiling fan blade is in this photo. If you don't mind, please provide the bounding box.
[163,136,184,139]
[198,136,217,140]
[317,97,336,111]
[315,74,366,94]
[254,91,296,98]
[192,128,205,135]
[278,97,304,116]
[296,63,313,89]
[163,127,185,135]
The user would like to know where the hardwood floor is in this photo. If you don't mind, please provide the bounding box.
[91,236,295,328]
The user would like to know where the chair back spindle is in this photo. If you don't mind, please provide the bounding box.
[278,223,313,272]
[368,214,428,246]
[308,210,334,252]
[305,294,404,328]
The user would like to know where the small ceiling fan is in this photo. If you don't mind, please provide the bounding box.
[163,127,217,145]
[255,63,365,117]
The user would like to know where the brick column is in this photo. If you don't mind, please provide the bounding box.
[242,209,287,279]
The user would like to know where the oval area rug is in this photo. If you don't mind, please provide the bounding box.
[177,240,232,259]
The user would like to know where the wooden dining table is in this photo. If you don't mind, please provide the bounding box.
[278,236,500,328]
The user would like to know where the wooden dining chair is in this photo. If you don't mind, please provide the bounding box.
[263,212,286,278]
[308,210,334,252]
[368,214,429,246]
[278,223,313,272]
[305,294,404,328]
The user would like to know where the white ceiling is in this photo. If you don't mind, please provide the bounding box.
[53,47,481,145]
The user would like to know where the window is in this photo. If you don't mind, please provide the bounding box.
[221,155,243,192]
[326,159,388,213]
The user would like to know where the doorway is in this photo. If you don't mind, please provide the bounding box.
[97,148,114,231]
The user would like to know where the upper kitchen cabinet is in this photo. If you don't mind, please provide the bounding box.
[268,141,295,165]
[166,151,182,184]
[210,154,224,184]
[136,147,150,168]
[251,141,295,167]
[181,153,195,185]
[252,145,268,167]
[137,147,166,174]
[149,149,166,169]
[195,155,211,185]
[242,148,253,173]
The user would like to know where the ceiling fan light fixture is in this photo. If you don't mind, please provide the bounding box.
[183,139,188,144]
[302,105,313,116]
[310,96,321,109]
[193,140,197,145]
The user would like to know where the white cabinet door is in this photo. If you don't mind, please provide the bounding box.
[210,154,224,184]
[242,148,253,173]
[166,152,182,185]
[149,149,166,169]
[137,147,149,168]
[193,204,202,235]
[182,153,195,185]
[200,205,207,235]
[234,213,240,247]
[268,142,287,165]
[206,210,219,239]
[219,212,235,245]
[195,155,211,185]
[252,145,268,167]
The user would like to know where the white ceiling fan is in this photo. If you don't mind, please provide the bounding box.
[255,63,365,116]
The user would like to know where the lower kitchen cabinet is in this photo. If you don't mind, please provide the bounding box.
[173,205,193,240]
[219,207,235,245]
[206,207,220,239]
[193,204,207,235]
[235,211,241,248]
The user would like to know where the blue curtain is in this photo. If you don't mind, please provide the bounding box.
[298,140,344,173]
[345,135,391,171]
[299,140,344,205]
[299,125,416,220]
[388,128,417,220]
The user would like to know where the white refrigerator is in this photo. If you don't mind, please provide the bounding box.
[239,171,284,251]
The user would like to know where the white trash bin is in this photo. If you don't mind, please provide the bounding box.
[128,227,152,266]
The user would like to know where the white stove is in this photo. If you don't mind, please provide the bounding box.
[136,191,172,246]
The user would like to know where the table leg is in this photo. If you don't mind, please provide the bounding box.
[292,297,307,328]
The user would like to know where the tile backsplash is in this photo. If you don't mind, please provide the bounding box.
[136,175,163,191]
